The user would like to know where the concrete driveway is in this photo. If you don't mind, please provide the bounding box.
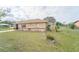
[0,30,15,33]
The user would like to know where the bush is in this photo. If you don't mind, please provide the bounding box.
[47,35,55,41]
[68,23,75,29]
[46,25,51,31]
[55,22,62,32]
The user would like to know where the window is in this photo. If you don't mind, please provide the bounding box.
[22,24,26,28]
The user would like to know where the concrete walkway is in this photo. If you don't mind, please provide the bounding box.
[0,30,15,33]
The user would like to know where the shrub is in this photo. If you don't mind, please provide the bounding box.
[46,25,51,31]
[68,23,75,29]
[47,35,55,41]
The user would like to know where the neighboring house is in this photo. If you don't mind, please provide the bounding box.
[0,24,10,27]
[15,19,48,32]
[74,20,79,28]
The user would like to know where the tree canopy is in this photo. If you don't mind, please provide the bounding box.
[68,22,75,29]
[0,9,6,19]
[44,17,56,23]
[0,8,12,21]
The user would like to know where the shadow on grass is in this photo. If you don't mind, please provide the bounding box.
[47,35,57,44]
[46,35,62,46]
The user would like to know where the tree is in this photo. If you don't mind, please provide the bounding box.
[46,25,51,31]
[68,22,75,29]
[44,17,56,31]
[56,22,63,26]
[0,9,7,18]
[55,22,63,32]
[0,8,12,20]
[56,22,64,28]
[56,22,60,29]
[44,17,56,23]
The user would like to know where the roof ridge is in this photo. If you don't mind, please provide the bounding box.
[16,19,47,24]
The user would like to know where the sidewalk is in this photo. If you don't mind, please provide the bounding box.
[0,30,15,33]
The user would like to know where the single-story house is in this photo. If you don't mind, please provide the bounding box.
[15,19,48,32]
[74,20,79,28]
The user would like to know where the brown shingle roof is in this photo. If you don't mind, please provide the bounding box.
[74,20,79,23]
[16,19,48,24]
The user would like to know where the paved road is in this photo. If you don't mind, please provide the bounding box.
[0,30,15,33]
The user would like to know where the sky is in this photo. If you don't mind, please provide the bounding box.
[1,6,79,24]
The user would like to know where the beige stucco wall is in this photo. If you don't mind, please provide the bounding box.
[18,22,47,31]
[18,24,22,30]
[26,23,46,28]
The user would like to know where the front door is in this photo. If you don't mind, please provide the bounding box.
[16,24,18,29]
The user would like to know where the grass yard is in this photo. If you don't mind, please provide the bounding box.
[0,28,79,52]
[48,28,79,52]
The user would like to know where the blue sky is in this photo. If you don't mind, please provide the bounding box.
[2,6,79,24]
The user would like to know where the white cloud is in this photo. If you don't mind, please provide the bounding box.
[10,6,61,20]
[1,6,79,24]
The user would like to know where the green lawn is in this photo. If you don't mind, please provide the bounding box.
[0,28,79,52]
[48,28,79,52]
